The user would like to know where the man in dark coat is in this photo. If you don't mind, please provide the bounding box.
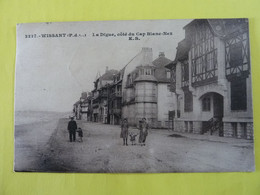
[67,117,77,142]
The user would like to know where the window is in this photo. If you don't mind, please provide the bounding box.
[181,60,189,87]
[240,122,247,138]
[190,21,217,86]
[166,71,171,79]
[230,42,243,67]
[185,121,189,132]
[127,74,131,86]
[225,31,250,79]
[177,110,180,118]
[145,69,151,75]
[231,78,247,110]
[202,97,211,111]
[167,84,171,91]
[117,100,121,109]
[189,121,193,133]
[184,90,193,112]
[111,101,114,108]
[170,66,176,92]
[231,122,238,137]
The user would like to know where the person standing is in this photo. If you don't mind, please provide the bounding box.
[120,118,129,146]
[67,116,77,142]
[139,118,149,146]
[77,127,83,142]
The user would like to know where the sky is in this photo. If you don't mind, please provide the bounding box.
[15,19,191,112]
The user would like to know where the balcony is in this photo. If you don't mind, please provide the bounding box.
[110,91,122,99]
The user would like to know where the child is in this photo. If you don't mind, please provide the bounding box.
[129,132,138,145]
[77,127,83,142]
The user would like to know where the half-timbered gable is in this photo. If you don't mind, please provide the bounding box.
[185,20,218,87]
[222,19,250,81]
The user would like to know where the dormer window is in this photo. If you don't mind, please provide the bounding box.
[145,69,151,75]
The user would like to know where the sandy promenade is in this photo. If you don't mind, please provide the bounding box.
[35,119,254,173]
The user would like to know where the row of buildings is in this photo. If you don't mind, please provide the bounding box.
[74,49,175,128]
[73,19,253,139]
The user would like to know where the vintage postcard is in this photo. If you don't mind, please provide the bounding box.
[14,19,254,173]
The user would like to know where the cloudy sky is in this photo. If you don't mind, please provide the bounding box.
[15,19,191,112]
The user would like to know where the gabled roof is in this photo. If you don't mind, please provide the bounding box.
[184,19,249,39]
[100,69,118,80]
[74,100,80,106]
[152,52,172,68]
[176,39,190,61]
[165,39,190,69]
[207,18,248,39]
[166,19,248,70]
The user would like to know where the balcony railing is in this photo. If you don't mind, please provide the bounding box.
[110,91,122,98]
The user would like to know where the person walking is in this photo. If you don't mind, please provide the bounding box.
[120,118,129,146]
[67,116,77,142]
[138,118,149,146]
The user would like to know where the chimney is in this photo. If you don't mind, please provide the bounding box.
[105,66,109,73]
[159,52,165,57]
[141,47,153,66]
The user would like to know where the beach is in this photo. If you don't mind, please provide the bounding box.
[14,111,69,172]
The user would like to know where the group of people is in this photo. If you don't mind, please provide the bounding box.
[67,117,83,142]
[120,118,149,146]
[67,116,149,146]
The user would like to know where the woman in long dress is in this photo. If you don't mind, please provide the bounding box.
[120,118,129,146]
[139,118,149,146]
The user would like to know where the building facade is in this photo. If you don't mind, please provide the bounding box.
[122,48,175,128]
[73,92,90,120]
[91,67,118,123]
[166,19,253,139]
[108,69,124,125]
[73,100,81,120]
[153,52,175,128]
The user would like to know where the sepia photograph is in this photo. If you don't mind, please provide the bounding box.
[14,19,254,173]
